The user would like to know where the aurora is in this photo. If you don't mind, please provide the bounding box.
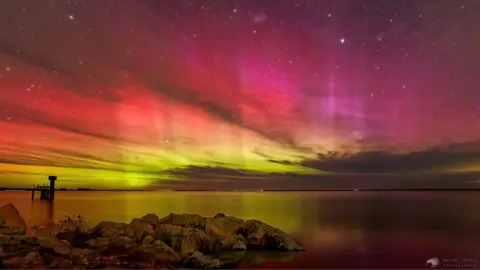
[0,0,479,189]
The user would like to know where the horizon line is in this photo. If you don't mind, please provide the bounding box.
[1,188,480,192]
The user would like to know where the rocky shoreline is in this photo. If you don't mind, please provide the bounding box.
[0,203,304,269]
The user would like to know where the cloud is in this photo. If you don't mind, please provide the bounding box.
[0,44,75,78]
[0,45,123,102]
[159,168,480,190]
[252,149,273,159]
[0,3,301,152]
[162,165,272,190]
[0,102,120,142]
[267,159,295,166]
[300,141,480,173]
[167,165,272,179]
[143,81,300,149]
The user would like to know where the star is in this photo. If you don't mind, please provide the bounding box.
[0,0,479,191]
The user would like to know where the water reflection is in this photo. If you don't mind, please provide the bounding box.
[1,191,480,268]
[214,251,300,268]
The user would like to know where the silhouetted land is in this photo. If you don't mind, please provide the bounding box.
[1,187,480,192]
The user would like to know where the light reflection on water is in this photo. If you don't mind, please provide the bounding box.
[1,190,480,268]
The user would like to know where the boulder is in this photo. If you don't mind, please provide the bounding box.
[238,220,304,251]
[0,227,26,236]
[126,248,155,269]
[99,244,131,257]
[98,256,124,267]
[210,215,245,234]
[45,257,74,269]
[181,251,221,269]
[86,237,110,248]
[0,204,26,230]
[154,224,197,255]
[110,235,136,249]
[54,230,77,243]
[67,248,96,265]
[0,234,39,258]
[86,235,135,254]
[140,213,160,225]
[222,238,247,251]
[0,214,5,226]
[88,221,134,239]
[36,236,72,255]
[192,228,224,254]
[1,256,24,269]
[0,233,9,245]
[142,235,154,245]
[22,252,45,268]
[158,213,206,229]
[149,240,180,263]
[128,219,154,242]
[213,213,226,218]
[125,241,179,269]
[155,224,222,255]
[0,204,26,236]
[87,235,135,257]
[204,216,247,251]
[55,230,90,248]
[0,209,305,269]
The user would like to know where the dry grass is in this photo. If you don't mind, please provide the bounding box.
[31,214,91,238]
[54,214,92,234]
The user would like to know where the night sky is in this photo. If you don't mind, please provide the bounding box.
[1,0,479,189]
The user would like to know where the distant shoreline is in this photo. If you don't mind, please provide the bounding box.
[1,188,480,192]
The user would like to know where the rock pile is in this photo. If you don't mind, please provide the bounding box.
[0,203,26,236]
[0,204,304,269]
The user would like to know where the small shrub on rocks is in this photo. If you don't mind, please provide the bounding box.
[54,214,91,234]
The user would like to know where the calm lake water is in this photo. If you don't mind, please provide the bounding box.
[1,190,479,268]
